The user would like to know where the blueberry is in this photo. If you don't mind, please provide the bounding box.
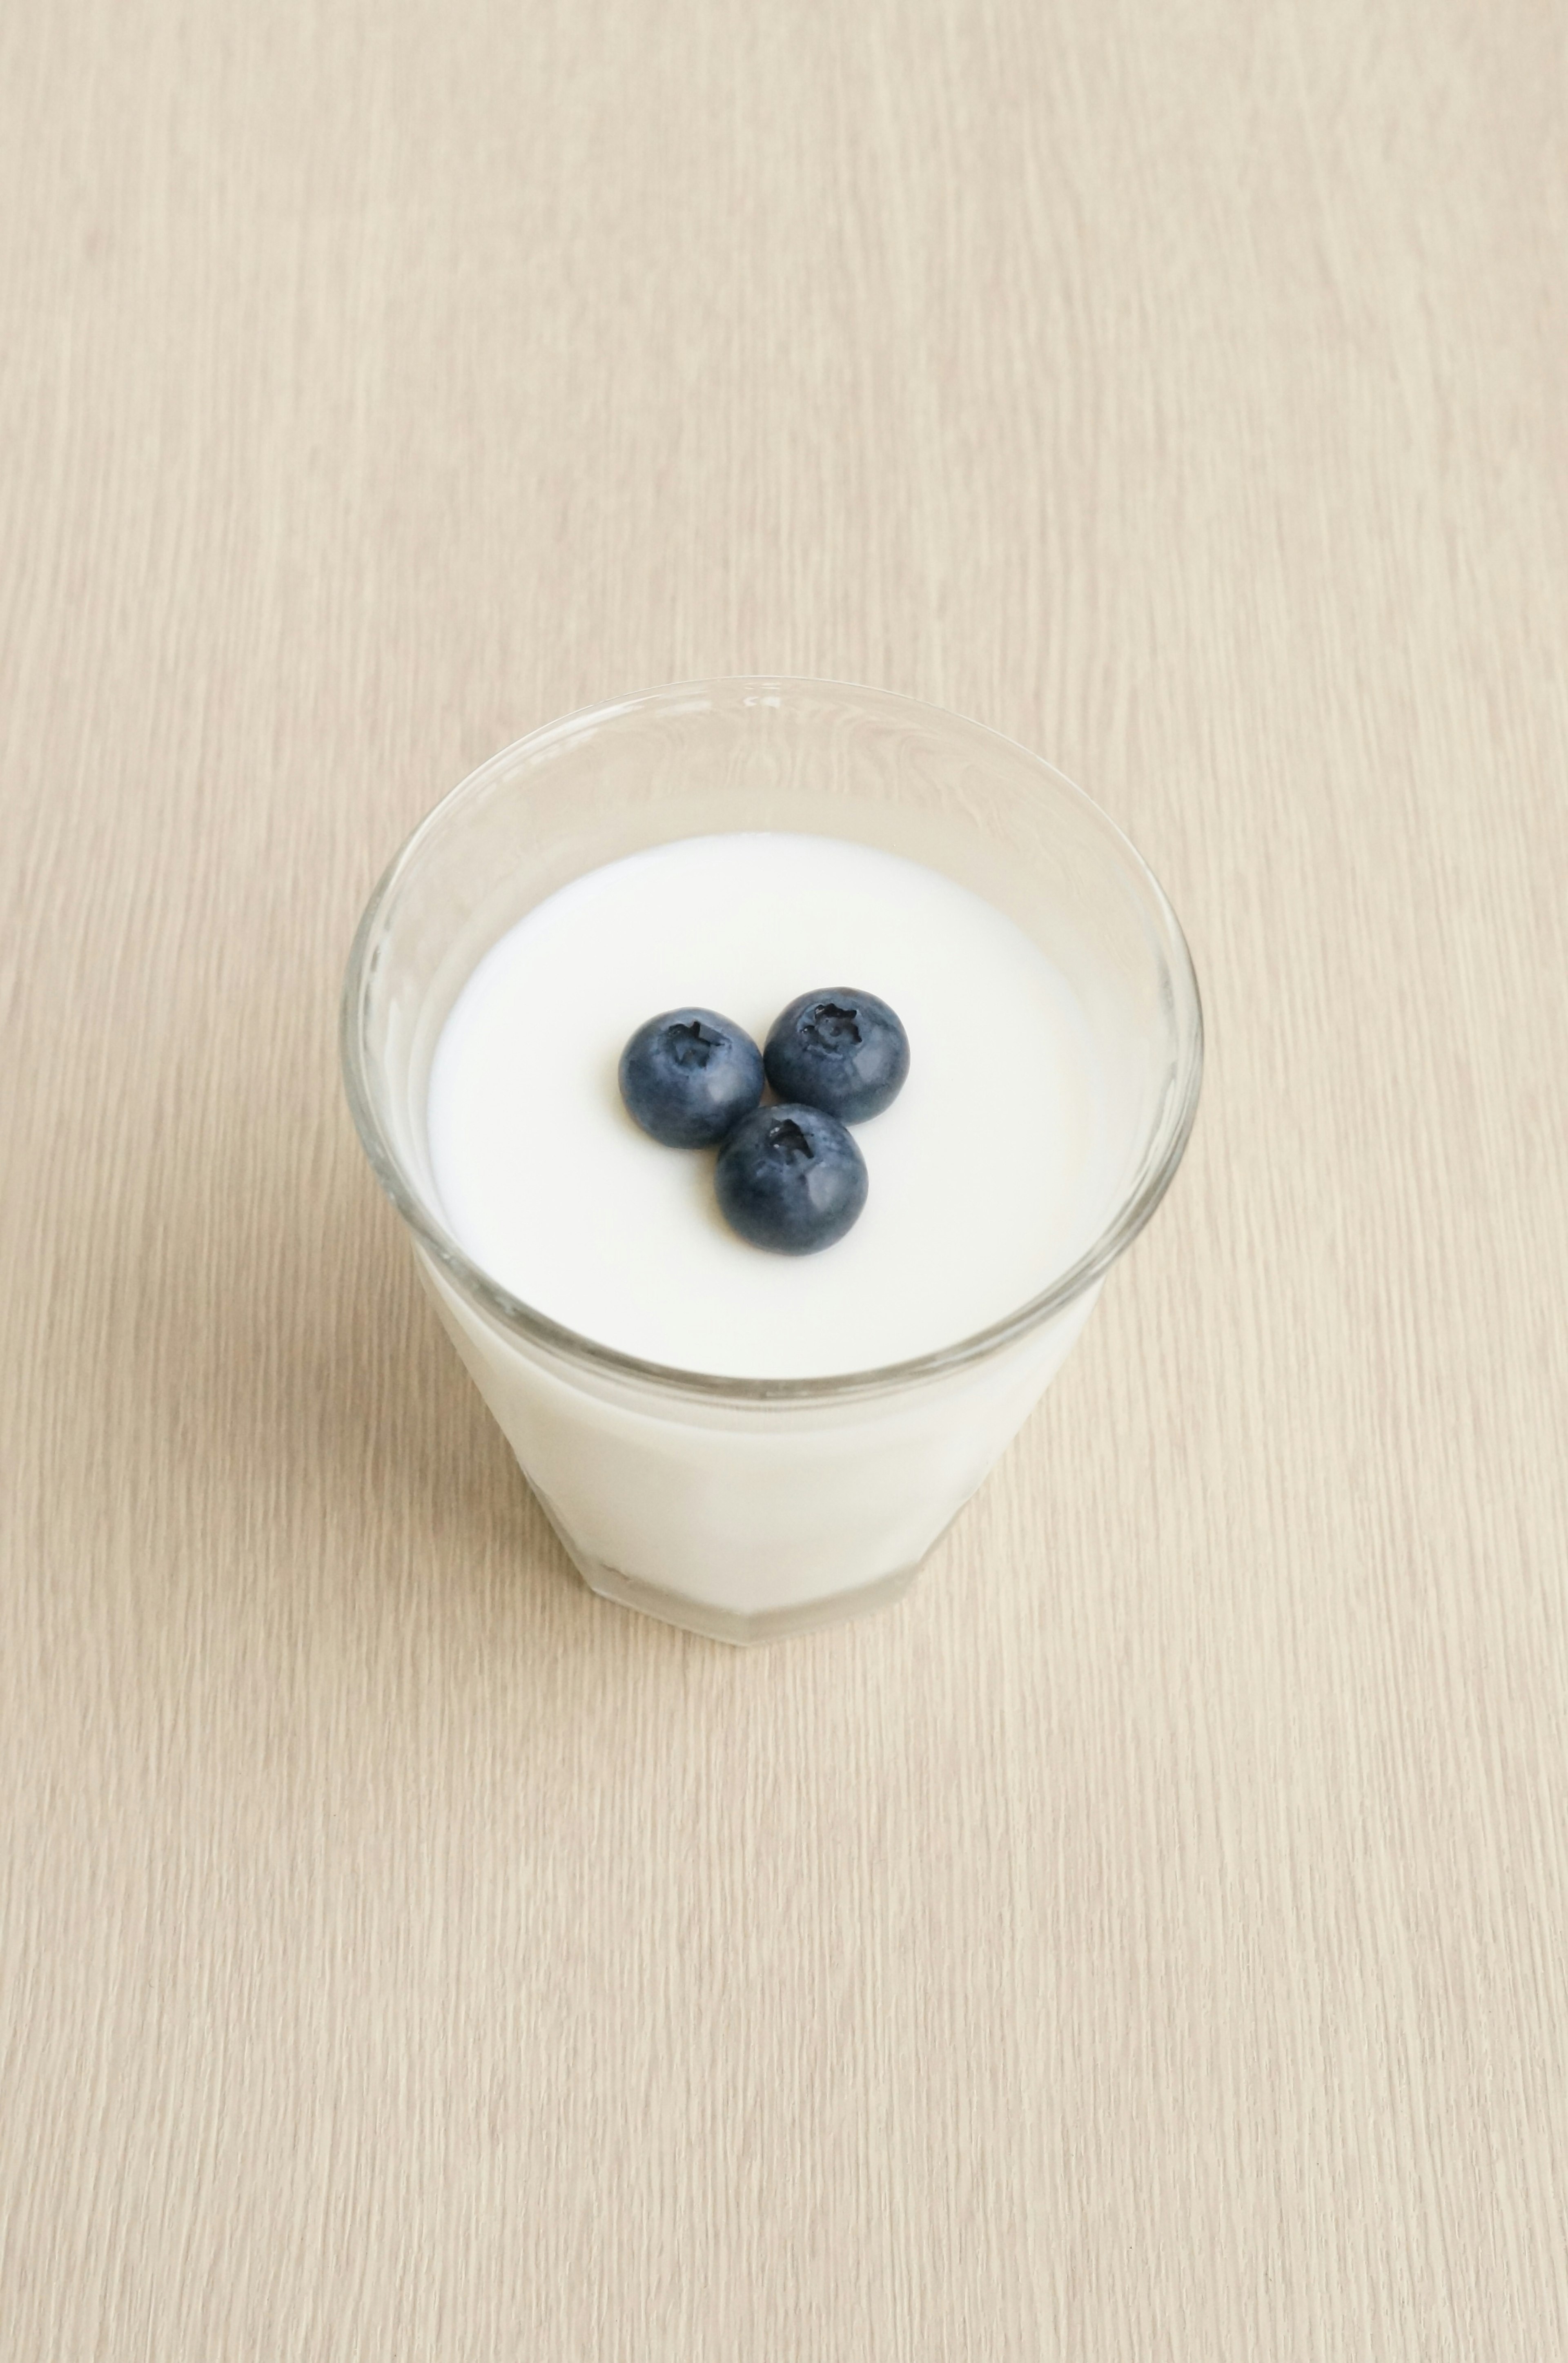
[763,988,909,1124]
[714,1104,869,1254]
[619,1008,764,1147]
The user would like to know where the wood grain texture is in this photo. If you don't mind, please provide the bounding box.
[2,0,1566,2354]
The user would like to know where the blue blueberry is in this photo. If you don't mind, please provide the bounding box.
[763,988,909,1124]
[714,1104,869,1254]
[619,1008,764,1148]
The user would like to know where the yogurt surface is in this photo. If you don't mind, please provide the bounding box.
[427,832,1107,1379]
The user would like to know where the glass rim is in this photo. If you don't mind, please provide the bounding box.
[340,675,1205,1405]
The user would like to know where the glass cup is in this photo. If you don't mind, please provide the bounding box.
[341,679,1203,1643]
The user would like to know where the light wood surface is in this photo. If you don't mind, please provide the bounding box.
[3,1,1566,2354]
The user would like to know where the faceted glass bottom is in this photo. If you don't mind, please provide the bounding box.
[572,1553,920,1645]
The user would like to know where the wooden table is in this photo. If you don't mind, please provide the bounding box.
[4,2,1565,2353]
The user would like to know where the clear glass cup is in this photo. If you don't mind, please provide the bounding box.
[341,678,1203,1643]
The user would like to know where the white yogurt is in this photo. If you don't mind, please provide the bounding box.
[415,831,1117,1638]
[428,833,1107,1380]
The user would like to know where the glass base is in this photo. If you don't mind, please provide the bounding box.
[571,1552,920,1644]
[530,1482,919,1641]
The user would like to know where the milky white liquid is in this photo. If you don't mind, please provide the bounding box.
[428,834,1107,1381]
[412,831,1121,1636]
